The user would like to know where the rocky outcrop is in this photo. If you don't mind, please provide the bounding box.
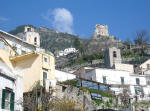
[56,85,95,111]
[87,24,123,54]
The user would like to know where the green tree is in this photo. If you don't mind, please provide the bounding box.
[134,30,149,56]
[73,37,85,55]
[74,37,81,49]
[124,38,132,50]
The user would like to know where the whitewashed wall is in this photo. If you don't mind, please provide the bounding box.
[0,74,23,111]
[130,75,147,86]
[55,70,76,82]
[114,63,134,74]
[95,69,130,85]
[140,59,150,69]
[14,75,23,111]
[85,69,131,94]
[129,75,150,96]
[85,68,150,97]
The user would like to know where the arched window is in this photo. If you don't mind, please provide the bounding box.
[27,28,31,32]
[113,51,117,57]
[34,37,37,42]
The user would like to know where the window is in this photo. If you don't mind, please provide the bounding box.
[27,28,31,32]
[113,51,117,57]
[43,71,47,87]
[21,50,26,54]
[136,78,140,85]
[44,57,48,62]
[135,87,143,95]
[0,39,8,51]
[103,76,107,84]
[121,77,124,85]
[34,37,37,42]
[34,37,37,45]
[1,89,15,110]
[99,85,109,92]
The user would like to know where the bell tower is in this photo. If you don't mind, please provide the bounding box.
[104,47,122,68]
[24,26,40,47]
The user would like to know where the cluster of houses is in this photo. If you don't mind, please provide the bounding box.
[0,26,150,110]
[0,26,55,111]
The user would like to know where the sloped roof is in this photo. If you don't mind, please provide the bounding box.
[0,29,36,47]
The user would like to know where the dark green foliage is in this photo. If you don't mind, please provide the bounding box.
[73,37,86,55]
[79,87,90,94]
[89,89,113,97]
[121,50,133,57]
[82,54,104,61]
[39,30,79,53]
[79,87,113,98]
[58,80,78,87]
[93,99,103,106]
[123,38,132,50]
[65,53,104,67]
[74,37,81,49]
[134,30,150,56]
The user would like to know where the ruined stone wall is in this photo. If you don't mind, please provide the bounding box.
[93,24,109,38]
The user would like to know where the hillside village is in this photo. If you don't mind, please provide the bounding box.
[0,25,150,111]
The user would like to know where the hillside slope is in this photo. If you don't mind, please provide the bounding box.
[8,25,89,53]
[8,25,122,55]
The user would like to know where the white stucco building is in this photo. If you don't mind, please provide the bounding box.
[0,62,23,111]
[139,59,150,74]
[57,47,78,57]
[55,70,76,82]
[74,67,150,101]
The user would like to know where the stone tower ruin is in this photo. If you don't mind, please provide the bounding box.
[93,24,109,38]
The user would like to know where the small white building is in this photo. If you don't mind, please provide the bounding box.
[129,74,150,100]
[84,68,131,95]
[55,70,76,82]
[74,67,150,101]
[0,62,23,111]
[57,47,78,57]
[64,48,78,55]
[139,59,150,74]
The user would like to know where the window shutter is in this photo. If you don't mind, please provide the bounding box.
[0,89,2,108]
[10,92,15,111]
[1,89,6,109]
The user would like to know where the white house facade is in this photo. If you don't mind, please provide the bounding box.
[57,47,78,57]
[55,70,76,82]
[0,63,23,111]
[85,68,131,95]
[75,67,150,101]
